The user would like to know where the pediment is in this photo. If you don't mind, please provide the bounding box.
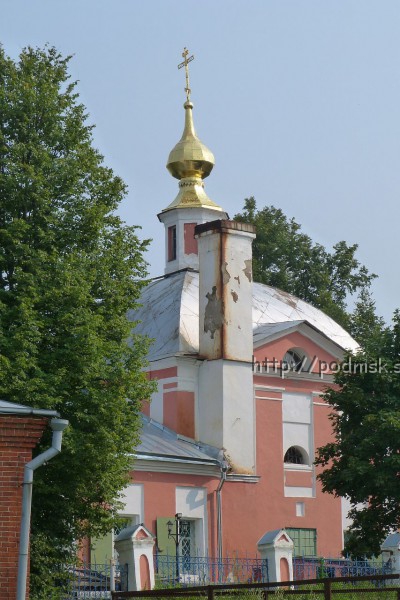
[253,320,349,363]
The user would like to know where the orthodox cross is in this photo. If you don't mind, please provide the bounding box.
[178,47,194,101]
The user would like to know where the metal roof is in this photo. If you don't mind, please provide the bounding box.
[0,400,26,410]
[252,282,358,352]
[253,321,304,345]
[381,533,400,549]
[0,399,58,417]
[128,271,198,361]
[136,415,222,464]
[130,270,358,361]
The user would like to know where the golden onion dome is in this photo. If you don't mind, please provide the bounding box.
[161,49,224,214]
[166,100,215,180]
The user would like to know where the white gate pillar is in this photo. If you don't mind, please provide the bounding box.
[114,524,155,591]
[257,529,294,583]
[381,533,400,575]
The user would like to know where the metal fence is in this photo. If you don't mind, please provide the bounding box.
[154,554,269,586]
[293,556,392,580]
[66,563,128,598]
[111,573,400,600]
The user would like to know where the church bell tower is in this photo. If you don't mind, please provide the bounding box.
[158,48,227,275]
[158,49,256,473]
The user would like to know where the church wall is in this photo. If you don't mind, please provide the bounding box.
[285,470,313,487]
[132,331,344,561]
[163,390,195,438]
[148,366,178,380]
[205,347,343,557]
[216,385,343,557]
[131,471,220,556]
[144,360,200,437]
[312,394,343,554]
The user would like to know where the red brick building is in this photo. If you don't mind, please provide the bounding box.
[0,400,58,600]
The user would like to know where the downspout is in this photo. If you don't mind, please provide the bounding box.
[216,461,228,562]
[16,417,69,600]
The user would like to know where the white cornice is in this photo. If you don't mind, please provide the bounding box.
[226,474,261,483]
[253,370,334,384]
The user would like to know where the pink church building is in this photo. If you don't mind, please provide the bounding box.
[91,69,357,568]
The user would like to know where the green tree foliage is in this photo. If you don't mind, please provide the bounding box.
[0,46,155,594]
[349,289,387,355]
[316,310,400,557]
[234,197,375,329]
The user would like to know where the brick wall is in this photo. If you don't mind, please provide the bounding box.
[0,415,48,600]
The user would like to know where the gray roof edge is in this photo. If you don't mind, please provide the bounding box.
[254,320,305,331]
[134,453,220,466]
[0,401,59,418]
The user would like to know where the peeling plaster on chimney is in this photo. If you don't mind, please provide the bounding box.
[243,260,252,282]
[204,286,223,339]
[221,262,231,285]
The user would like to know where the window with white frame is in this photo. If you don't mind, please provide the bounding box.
[284,445,309,465]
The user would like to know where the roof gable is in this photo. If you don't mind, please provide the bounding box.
[253,320,350,360]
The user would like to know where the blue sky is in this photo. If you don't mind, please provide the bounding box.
[1,1,399,322]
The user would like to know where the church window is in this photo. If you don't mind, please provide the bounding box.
[184,222,198,255]
[284,446,308,465]
[285,527,317,556]
[168,226,177,261]
[179,519,195,572]
[283,348,307,372]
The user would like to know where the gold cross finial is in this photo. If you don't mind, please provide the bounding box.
[178,47,194,101]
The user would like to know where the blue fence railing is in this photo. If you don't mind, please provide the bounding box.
[293,556,392,581]
[155,554,269,586]
[66,562,128,598]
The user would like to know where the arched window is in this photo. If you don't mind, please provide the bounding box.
[284,446,308,465]
[282,348,308,372]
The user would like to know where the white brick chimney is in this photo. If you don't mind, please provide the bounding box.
[195,220,256,473]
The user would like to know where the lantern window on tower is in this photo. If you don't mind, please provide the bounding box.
[168,226,177,262]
